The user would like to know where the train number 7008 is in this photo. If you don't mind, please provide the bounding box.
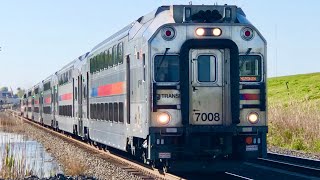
[195,113,220,122]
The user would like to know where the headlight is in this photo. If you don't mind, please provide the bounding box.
[247,112,259,124]
[212,28,222,36]
[157,112,171,125]
[196,28,205,36]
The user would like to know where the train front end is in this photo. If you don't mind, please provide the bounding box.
[148,5,267,171]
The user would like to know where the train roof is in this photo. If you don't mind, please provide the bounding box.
[91,4,252,52]
[55,52,90,75]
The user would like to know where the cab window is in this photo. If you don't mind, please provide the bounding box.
[239,55,262,82]
[197,55,216,82]
[154,55,179,82]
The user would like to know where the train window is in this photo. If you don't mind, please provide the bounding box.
[90,58,94,73]
[75,87,78,100]
[102,52,107,69]
[93,104,97,119]
[113,45,117,65]
[119,102,124,123]
[83,85,86,98]
[154,55,179,82]
[91,57,95,73]
[104,51,109,69]
[117,43,123,64]
[109,103,113,122]
[97,103,101,119]
[96,56,100,72]
[43,106,51,114]
[114,102,118,122]
[108,48,113,67]
[239,55,262,82]
[69,105,72,117]
[99,53,104,71]
[35,88,39,94]
[142,54,146,81]
[102,52,106,69]
[90,58,93,73]
[92,57,96,73]
[104,103,109,121]
[100,103,104,120]
[90,104,93,119]
[44,82,51,91]
[69,70,72,81]
[197,55,216,82]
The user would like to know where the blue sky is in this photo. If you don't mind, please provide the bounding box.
[0,0,319,91]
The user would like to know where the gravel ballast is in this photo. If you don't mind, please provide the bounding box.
[1,113,142,180]
[268,145,320,160]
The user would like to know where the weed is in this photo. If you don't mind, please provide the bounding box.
[62,157,86,176]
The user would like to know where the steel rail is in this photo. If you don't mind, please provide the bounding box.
[267,152,320,169]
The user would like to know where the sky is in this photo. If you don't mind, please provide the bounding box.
[0,0,320,91]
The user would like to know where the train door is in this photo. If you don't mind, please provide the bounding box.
[190,49,225,125]
[52,85,57,128]
[126,55,131,125]
[78,75,83,136]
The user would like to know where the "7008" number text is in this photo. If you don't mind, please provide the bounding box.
[195,113,220,122]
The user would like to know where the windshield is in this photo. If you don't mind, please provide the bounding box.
[239,55,262,82]
[154,55,179,82]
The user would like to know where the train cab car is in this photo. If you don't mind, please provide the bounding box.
[84,5,267,171]
[143,5,267,171]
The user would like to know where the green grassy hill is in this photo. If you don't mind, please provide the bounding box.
[268,72,320,105]
[267,72,320,152]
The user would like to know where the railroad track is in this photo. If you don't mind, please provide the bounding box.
[6,110,183,180]
[242,152,320,179]
[267,152,320,169]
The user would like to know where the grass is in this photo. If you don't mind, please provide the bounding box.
[268,72,320,153]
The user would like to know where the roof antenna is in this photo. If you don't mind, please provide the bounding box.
[189,1,192,5]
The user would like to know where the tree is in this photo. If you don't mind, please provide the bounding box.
[16,87,25,98]
[0,87,8,92]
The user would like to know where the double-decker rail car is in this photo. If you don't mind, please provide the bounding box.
[55,61,76,133]
[21,4,267,172]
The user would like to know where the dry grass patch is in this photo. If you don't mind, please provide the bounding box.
[268,100,320,152]
[0,142,34,179]
[0,113,18,127]
[61,157,87,176]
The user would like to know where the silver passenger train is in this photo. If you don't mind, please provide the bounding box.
[21,4,267,171]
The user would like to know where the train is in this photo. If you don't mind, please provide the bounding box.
[21,4,267,172]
